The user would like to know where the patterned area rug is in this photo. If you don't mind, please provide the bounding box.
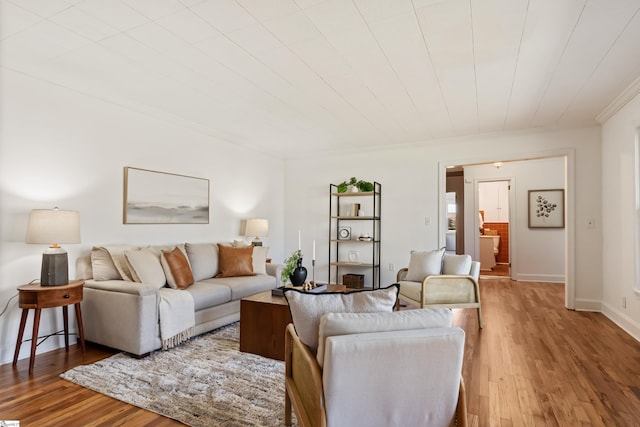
[61,323,296,427]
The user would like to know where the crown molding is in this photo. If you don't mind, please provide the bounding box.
[596,75,640,124]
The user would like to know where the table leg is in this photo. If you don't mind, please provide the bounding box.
[12,309,29,366]
[63,305,69,351]
[74,302,86,354]
[29,308,41,375]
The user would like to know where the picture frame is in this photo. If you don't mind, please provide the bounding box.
[528,189,564,228]
[123,167,210,224]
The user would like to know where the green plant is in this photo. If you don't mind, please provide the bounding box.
[336,177,373,192]
[281,249,302,284]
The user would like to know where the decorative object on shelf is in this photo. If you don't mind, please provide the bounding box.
[26,208,81,286]
[336,177,374,193]
[338,226,351,240]
[282,249,307,285]
[358,233,373,242]
[123,167,209,224]
[244,218,268,246]
[528,189,564,228]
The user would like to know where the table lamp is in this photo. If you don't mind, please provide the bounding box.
[245,218,268,246]
[26,208,81,286]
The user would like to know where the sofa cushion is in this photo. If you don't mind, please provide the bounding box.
[185,282,232,311]
[185,243,219,281]
[398,280,423,302]
[284,284,399,352]
[216,244,255,278]
[209,274,277,300]
[252,246,269,275]
[316,308,453,367]
[442,253,472,275]
[125,247,166,289]
[161,246,195,290]
[90,247,121,281]
[405,248,445,281]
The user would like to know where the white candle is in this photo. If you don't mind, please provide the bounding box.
[312,240,316,261]
[298,230,301,250]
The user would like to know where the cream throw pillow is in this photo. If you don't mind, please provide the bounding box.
[284,284,399,352]
[90,247,121,281]
[405,248,445,281]
[442,253,472,275]
[252,246,269,275]
[185,243,219,281]
[125,247,166,289]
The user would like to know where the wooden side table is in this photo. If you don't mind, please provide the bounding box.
[12,280,86,375]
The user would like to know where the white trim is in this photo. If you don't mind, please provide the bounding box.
[513,274,565,283]
[635,129,640,294]
[573,299,602,311]
[596,76,640,124]
[601,302,640,342]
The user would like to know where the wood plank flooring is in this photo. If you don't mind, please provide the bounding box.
[1,278,639,426]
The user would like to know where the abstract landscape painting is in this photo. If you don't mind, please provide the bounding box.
[124,167,209,224]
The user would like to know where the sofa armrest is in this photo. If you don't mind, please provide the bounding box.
[285,323,325,427]
[266,263,283,287]
[83,279,159,297]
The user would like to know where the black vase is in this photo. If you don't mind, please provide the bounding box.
[290,258,307,286]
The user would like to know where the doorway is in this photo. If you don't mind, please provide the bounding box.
[478,180,511,278]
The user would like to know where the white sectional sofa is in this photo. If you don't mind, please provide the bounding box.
[75,242,281,357]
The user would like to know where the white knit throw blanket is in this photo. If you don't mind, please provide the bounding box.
[158,288,195,350]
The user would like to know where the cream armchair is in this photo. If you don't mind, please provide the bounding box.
[284,309,468,427]
[396,250,483,328]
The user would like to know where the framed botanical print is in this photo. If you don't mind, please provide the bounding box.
[528,189,564,228]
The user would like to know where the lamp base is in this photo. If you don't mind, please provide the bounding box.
[41,248,69,286]
[252,238,263,246]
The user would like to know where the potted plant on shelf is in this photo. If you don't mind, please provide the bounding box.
[282,250,307,285]
[336,177,374,193]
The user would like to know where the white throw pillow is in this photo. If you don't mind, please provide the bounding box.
[185,243,219,281]
[125,247,166,289]
[405,248,445,281]
[317,308,453,367]
[284,284,399,352]
[442,253,472,275]
[252,246,269,275]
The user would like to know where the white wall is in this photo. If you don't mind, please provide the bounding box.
[0,70,286,365]
[285,127,602,310]
[464,158,566,283]
[602,92,640,340]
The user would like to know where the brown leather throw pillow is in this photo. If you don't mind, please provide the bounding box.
[162,247,195,289]
[216,244,255,277]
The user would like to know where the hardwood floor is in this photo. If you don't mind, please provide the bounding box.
[2,278,639,426]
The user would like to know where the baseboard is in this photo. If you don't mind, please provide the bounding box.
[574,298,602,311]
[600,302,640,342]
[512,273,565,283]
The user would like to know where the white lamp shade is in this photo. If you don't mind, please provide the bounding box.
[245,218,269,238]
[26,209,81,245]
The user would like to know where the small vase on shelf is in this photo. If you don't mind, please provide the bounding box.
[290,258,307,286]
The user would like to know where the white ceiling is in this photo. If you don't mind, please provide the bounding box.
[2,0,640,158]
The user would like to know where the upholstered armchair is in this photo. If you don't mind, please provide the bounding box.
[283,298,468,427]
[396,249,483,328]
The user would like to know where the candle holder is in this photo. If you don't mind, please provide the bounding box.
[312,259,315,282]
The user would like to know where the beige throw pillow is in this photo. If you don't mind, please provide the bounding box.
[252,246,269,275]
[125,247,166,289]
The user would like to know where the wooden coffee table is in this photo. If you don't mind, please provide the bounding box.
[239,285,346,360]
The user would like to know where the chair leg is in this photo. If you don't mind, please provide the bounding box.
[477,306,483,329]
[285,388,292,426]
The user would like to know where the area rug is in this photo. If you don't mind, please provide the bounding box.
[61,323,296,427]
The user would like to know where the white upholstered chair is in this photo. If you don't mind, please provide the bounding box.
[284,308,468,427]
[396,249,483,328]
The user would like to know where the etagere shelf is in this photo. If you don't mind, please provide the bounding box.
[328,182,381,289]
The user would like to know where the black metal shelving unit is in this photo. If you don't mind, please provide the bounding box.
[328,182,381,289]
